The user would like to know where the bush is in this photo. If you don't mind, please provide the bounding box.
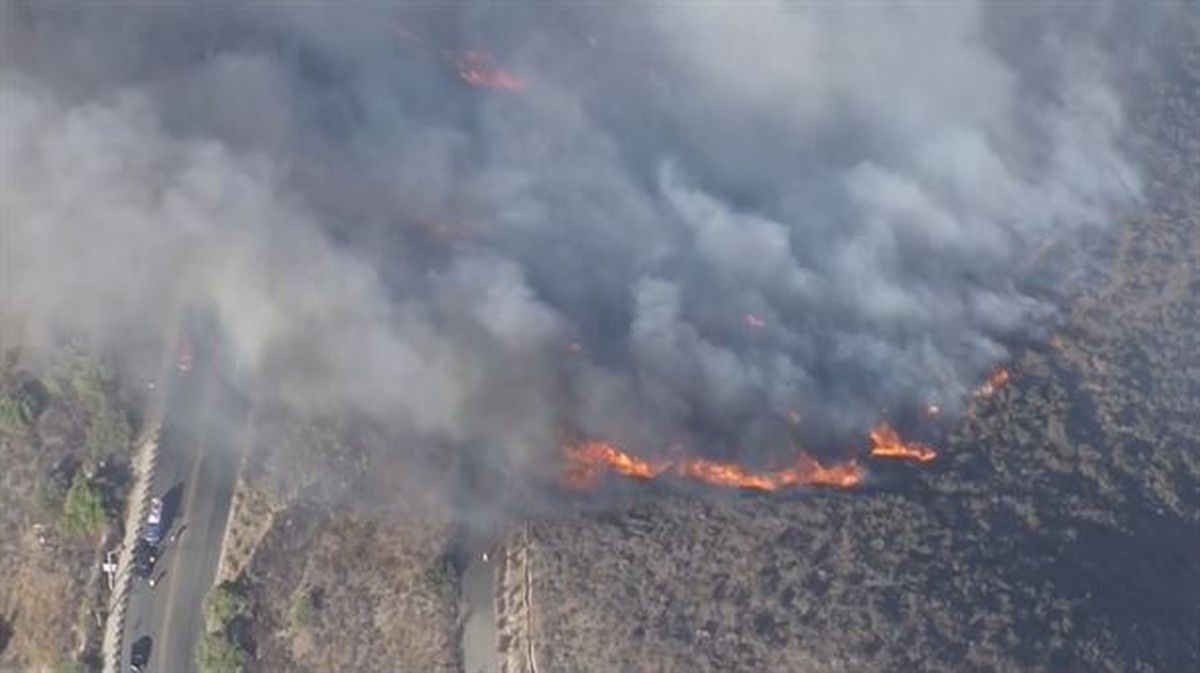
[204,581,248,633]
[40,350,131,458]
[37,469,70,518]
[55,661,84,673]
[196,631,245,673]
[0,389,34,436]
[288,586,316,630]
[423,553,457,594]
[56,473,108,539]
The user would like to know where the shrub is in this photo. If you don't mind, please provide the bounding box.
[196,631,245,673]
[204,581,248,633]
[40,350,131,458]
[37,469,70,517]
[56,473,108,539]
[288,586,316,629]
[0,389,33,436]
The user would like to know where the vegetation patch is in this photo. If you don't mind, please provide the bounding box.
[287,586,317,630]
[56,473,109,540]
[197,630,246,673]
[199,580,251,673]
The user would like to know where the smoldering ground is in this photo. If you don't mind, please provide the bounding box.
[0,3,1150,508]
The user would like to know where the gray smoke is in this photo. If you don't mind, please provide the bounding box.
[0,3,1144,480]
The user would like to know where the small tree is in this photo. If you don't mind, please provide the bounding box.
[57,473,108,539]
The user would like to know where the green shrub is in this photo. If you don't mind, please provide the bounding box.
[423,553,457,595]
[288,586,316,629]
[55,660,84,673]
[56,473,108,539]
[196,631,245,673]
[0,389,33,436]
[204,581,248,633]
[40,350,131,458]
[36,475,66,519]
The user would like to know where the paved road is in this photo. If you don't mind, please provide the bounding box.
[460,538,499,673]
[121,348,245,672]
[456,457,504,673]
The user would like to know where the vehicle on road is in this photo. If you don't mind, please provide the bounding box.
[130,635,152,672]
[143,497,164,546]
[132,539,157,580]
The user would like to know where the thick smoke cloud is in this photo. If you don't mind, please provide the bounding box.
[0,3,1140,480]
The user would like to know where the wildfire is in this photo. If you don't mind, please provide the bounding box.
[562,440,865,492]
[450,50,528,91]
[562,441,667,489]
[868,422,937,464]
[974,367,1011,398]
[389,23,528,93]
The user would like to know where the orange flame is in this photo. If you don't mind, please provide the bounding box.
[868,422,937,464]
[450,50,527,91]
[562,440,864,492]
[562,441,667,489]
[974,367,1011,398]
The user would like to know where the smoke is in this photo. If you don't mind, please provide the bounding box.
[0,3,1144,486]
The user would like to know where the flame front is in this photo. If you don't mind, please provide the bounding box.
[562,441,667,489]
[451,50,528,91]
[562,441,864,492]
[868,422,937,463]
[974,367,1011,398]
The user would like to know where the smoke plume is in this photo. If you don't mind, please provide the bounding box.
[0,3,1142,486]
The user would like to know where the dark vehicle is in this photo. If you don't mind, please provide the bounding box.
[133,539,157,580]
[143,497,164,546]
[130,635,151,672]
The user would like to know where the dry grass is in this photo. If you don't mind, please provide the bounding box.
[240,506,460,673]
[0,354,131,670]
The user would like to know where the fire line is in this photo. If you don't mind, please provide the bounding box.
[562,440,865,492]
